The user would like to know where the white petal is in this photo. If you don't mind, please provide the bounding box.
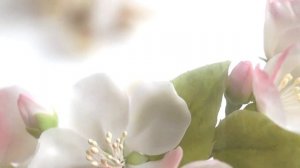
[0,87,37,164]
[273,27,300,61]
[126,82,191,155]
[264,43,300,85]
[264,14,280,59]
[28,128,91,168]
[70,74,129,145]
[264,0,299,58]
[182,159,232,168]
[285,107,300,133]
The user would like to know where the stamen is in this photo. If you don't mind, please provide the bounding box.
[278,73,293,91]
[279,74,300,108]
[86,131,128,168]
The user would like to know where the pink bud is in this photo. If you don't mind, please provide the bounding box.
[18,94,46,128]
[17,94,57,137]
[226,61,253,105]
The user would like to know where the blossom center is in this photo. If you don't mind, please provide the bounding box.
[278,73,300,105]
[86,131,127,168]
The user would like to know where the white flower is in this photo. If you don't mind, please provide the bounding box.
[253,43,300,132]
[28,74,191,168]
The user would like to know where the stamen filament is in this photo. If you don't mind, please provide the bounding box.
[86,131,127,168]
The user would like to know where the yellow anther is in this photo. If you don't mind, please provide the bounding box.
[86,150,92,155]
[278,73,293,91]
[91,147,99,154]
[88,139,98,146]
[91,161,99,167]
[86,155,93,161]
[106,132,112,139]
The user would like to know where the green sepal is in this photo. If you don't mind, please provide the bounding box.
[126,152,149,165]
[35,112,58,131]
[26,127,43,138]
[146,154,164,161]
[172,61,230,165]
[26,112,58,138]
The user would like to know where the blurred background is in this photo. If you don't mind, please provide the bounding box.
[0,0,265,117]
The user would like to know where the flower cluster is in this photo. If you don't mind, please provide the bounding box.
[225,0,300,133]
[0,74,232,168]
[2,0,300,168]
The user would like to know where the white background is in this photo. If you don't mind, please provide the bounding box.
[0,0,266,115]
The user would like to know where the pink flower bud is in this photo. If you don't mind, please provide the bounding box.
[17,94,58,137]
[0,87,37,165]
[264,0,300,58]
[226,61,253,105]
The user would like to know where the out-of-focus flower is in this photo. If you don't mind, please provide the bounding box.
[264,0,300,59]
[0,87,37,167]
[253,43,300,132]
[28,74,191,168]
[225,61,253,105]
[17,94,58,138]
[34,0,142,51]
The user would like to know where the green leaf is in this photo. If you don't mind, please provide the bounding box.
[172,61,230,165]
[213,110,300,168]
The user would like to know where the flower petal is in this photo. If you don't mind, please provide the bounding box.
[70,74,129,145]
[161,147,183,168]
[284,106,300,133]
[28,128,91,168]
[252,67,286,127]
[271,27,300,61]
[264,0,300,58]
[128,147,183,168]
[181,159,232,168]
[0,87,37,164]
[126,82,191,155]
[264,43,300,85]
